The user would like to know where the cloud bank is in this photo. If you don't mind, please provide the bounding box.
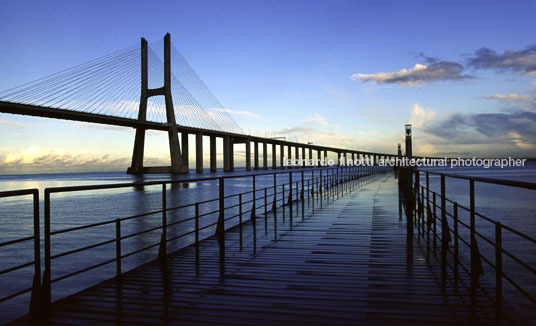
[352,61,471,87]
[467,46,536,74]
[0,146,169,174]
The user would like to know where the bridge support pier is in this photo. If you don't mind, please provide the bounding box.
[288,145,292,164]
[245,139,251,171]
[263,142,268,169]
[280,144,285,168]
[223,136,233,172]
[254,141,259,170]
[196,132,203,173]
[272,143,277,169]
[210,136,217,172]
[181,133,189,171]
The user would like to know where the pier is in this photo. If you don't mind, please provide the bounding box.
[1,165,534,325]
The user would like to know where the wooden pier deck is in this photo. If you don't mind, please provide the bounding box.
[17,174,511,325]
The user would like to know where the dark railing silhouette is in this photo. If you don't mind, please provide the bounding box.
[0,189,40,312]
[400,167,536,322]
[0,165,388,320]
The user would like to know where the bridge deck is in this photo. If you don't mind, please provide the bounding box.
[17,174,508,325]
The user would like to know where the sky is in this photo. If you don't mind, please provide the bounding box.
[0,0,535,173]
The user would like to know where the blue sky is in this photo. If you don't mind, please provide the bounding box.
[1,0,535,173]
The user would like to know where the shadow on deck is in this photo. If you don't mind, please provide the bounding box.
[16,174,517,325]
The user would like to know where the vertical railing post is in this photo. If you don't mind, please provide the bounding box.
[252,175,257,251]
[319,169,323,208]
[216,177,226,271]
[238,195,242,250]
[264,188,268,234]
[282,183,285,220]
[289,172,293,226]
[116,219,121,277]
[470,179,476,290]
[440,174,446,289]
[495,222,503,322]
[453,202,459,286]
[421,185,425,237]
[433,192,437,254]
[158,183,167,263]
[273,173,277,240]
[217,178,225,237]
[42,190,51,308]
[195,202,200,256]
[415,172,420,236]
[301,171,305,220]
[311,170,315,211]
[426,172,430,254]
[29,190,41,315]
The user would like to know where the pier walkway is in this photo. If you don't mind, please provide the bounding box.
[17,174,506,325]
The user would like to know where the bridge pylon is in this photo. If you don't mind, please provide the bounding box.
[127,33,187,174]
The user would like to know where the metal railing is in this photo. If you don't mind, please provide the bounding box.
[1,165,389,319]
[400,167,536,322]
[0,189,40,314]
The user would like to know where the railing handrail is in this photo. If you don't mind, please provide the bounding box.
[404,166,536,321]
[415,168,536,190]
[43,166,346,194]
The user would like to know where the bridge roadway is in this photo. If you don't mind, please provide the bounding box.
[0,101,399,174]
[15,174,508,325]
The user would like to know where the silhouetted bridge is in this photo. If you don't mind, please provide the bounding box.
[0,33,397,175]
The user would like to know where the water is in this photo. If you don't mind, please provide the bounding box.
[0,167,334,323]
[419,162,536,316]
[0,164,535,323]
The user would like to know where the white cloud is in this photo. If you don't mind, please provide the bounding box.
[409,104,436,129]
[215,108,260,119]
[0,119,31,127]
[304,113,328,125]
[484,94,535,102]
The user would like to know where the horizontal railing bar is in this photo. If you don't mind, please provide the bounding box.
[479,251,496,271]
[119,242,160,260]
[0,188,38,198]
[51,238,115,260]
[502,248,536,275]
[474,230,495,247]
[167,229,196,243]
[502,270,536,304]
[44,167,341,194]
[120,225,162,241]
[198,221,218,232]
[0,235,34,248]
[416,168,536,190]
[50,219,116,235]
[502,224,536,245]
[0,286,33,303]
[0,261,35,276]
[51,257,116,284]
[120,209,164,222]
[166,216,197,228]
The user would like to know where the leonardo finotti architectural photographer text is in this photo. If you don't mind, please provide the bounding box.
[283,157,527,168]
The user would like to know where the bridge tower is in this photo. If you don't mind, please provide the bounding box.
[128,33,187,174]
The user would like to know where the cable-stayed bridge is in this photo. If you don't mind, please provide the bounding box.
[0,33,396,173]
